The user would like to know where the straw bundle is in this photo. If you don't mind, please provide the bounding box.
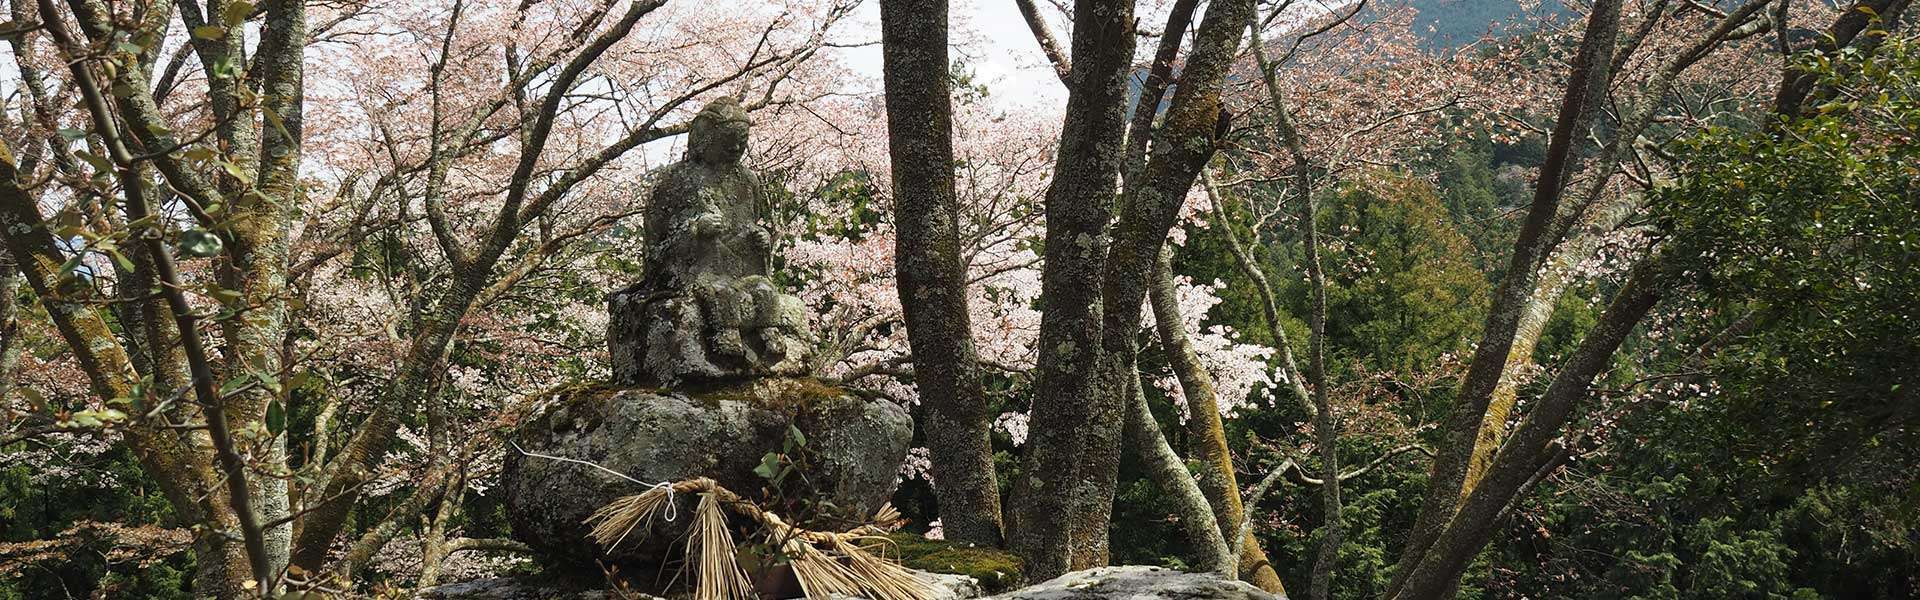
[584,478,935,600]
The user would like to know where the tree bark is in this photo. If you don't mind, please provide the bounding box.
[1010,0,1137,580]
[1148,248,1289,593]
[879,0,1005,547]
[1122,366,1232,574]
[1067,0,1254,570]
[1391,261,1663,599]
[240,0,308,577]
[1467,195,1642,486]
[1298,139,1339,600]
[1390,1,1624,590]
[1462,0,1780,528]
[1013,0,1074,83]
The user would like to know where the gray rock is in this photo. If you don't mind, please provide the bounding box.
[417,570,979,600]
[988,566,1286,600]
[610,97,813,387]
[501,379,911,570]
[414,577,631,599]
[819,572,986,600]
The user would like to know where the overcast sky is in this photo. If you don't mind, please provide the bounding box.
[834,1,1073,109]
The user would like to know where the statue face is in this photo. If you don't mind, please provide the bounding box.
[696,122,748,165]
[688,98,750,166]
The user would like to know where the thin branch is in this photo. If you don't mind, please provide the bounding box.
[1014,0,1072,82]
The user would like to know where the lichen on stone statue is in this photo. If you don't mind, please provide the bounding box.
[609,97,814,386]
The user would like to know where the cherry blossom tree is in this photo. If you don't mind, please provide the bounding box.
[0,0,857,594]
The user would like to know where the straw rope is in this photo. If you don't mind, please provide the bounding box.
[584,478,936,600]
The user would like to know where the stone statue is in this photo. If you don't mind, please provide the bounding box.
[609,98,813,386]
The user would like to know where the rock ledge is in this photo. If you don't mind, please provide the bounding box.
[987,566,1286,600]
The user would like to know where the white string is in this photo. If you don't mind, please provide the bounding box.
[511,441,678,522]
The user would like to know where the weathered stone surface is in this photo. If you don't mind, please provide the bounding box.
[414,577,628,599]
[417,570,981,600]
[988,566,1286,600]
[609,97,813,387]
[825,572,985,599]
[501,379,910,569]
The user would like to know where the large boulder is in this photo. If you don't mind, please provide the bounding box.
[989,566,1286,600]
[414,577,620,600]
[416,571,982,600]
[501,378,911,570]
[413,564,1273,600]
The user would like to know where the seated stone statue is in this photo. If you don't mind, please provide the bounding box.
[609,98,813,386]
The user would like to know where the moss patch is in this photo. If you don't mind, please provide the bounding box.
[684,377,849,413]
[885,533,1025,592]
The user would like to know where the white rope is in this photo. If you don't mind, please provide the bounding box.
[511,441,679,523]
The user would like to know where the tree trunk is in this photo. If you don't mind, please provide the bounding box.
[1010,0,1137,580]
[1122,366,1232,574]
[1468,195,1642,486]
[879,0,1006,548]
[1070,0,1255,569]
[1298,151,1339,600]
[239,0,307,578]
[1390,1,1624,589]
[1392,262,1662,599]
[1148,248,1289,594]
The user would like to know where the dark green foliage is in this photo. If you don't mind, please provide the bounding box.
[1473,33,1920,600]
[1316,174,1491,373]
[1432,135,1532,277]
[0,450,192,599]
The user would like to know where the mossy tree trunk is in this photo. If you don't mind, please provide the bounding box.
[1148,248,1289,593]
[878,0,1006,548]
[1006,0,1256,578]
[1388,2,1626,593]
[1009,0,1137,580]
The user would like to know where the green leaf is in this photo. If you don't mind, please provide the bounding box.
[57,255,84,282]
[222,1,255,26]
[75,149,114,173]
[787,424,807,447]
[286,370,313,391]
[220,376,251,397]
[754,452,781,480]
[209,287,244,305]
[18,387,46,411]
[192,25,227,40]
[252,369,281,394]
[108,248,135,272]
[266,400,286,435]
[56,210,84,230]
[179,228,225,258]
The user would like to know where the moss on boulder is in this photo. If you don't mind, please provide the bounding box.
[887,533,1025,593]
[500,378,912,573]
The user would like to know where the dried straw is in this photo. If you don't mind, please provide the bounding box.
[581,477,936,600]
[586,487,674,553]
[688,492,756,600]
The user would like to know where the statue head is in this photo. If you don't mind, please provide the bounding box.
[687,97,750,166]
